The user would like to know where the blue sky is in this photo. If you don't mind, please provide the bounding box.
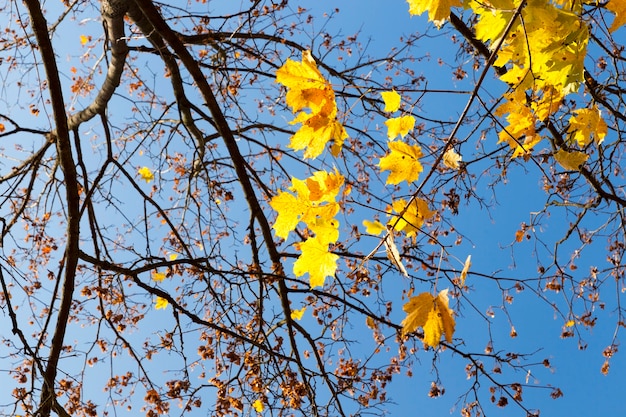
[0,1,625,417]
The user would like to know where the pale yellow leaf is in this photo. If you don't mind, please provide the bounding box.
[459,255,471,286]
[443,148,462,170]
[384,234,408,277]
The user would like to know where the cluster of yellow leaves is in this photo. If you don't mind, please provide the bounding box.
[275,51,348,159]
[461,0,611,169]
[402,289,456,348]
[378,91,423,185]
[269,170,345,288]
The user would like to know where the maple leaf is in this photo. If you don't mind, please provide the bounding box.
[289,110,348,159]
[607,0,626,33]
[155,296,168,310]
[138,166,154,183]
[567,106,607,147]
[152,271,166,282]
[309,217,340,244]
[407,0,462,27]
[554,149,588,171]
[443,148,462,169]
[378,141,424,185]
[80,34,90,46]
[402,289,455,348]
[269,189,307,239]
[269,171,344,240]
[385,115,416,139]
[381,90,402,112]
[276,51,348,159]
[293,236,338,288]
[290,307,306,321]
[389,198,436,237]
[362,219,385,235]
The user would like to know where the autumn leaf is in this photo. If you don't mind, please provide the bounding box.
[381,90,402,112]
[290,307,306,320]
[362,219,385,235]
[276,50,348,159]
[443,148,462,169]
[607,0,626,33]
[269,171,344,240]
[0,123,5,133]
[252,399,264,413]
[378,141,424,185]
[80,34,91,45]
[293,236,338,288]
[407,0,462,27]
[402,289,455,348]
[138,166,154,183]
[459,255,471,286]
[152,271,166,282]
[389,198,436,238]
[385,115,416,139]
[554,149,588,171]
[567,106,607,147]
[384,234,408,277]
[155,296,168,310]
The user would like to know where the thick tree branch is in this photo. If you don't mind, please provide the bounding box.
[22,1,80,417]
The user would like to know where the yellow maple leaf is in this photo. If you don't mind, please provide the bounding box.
[389,198,436,237]
[378,141,424,185]
[269,189,307,239]
[402,289,455,348]
[293,236,338,288]
[554,149,588,171]
[309,217,340,245]
[567,106,607,147]
[289,110,348,159]
[252,399,264,413]
[276,51,348,159]
[381,90,402,113]
[607,0,626,33]
[290,307,306,321]
[80,34,90,46]
[407,0,462,27]
[362,219,386,235]
[306,169,345,203]
[155,296,168,310]
[276,50,328,100]
[152,271,167,282]
[138,166,154,183]
[385,115,416,139]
